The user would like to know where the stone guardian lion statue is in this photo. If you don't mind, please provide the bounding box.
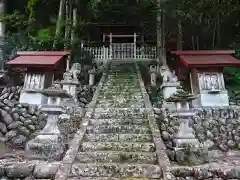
[63,63,81,81]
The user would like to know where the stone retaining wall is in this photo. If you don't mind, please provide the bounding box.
[156,107,240,151]
[0,159,60,179]
[155,107,240,165]
[0,86,47,149]
[171,163,240,180]
[191,108,240,151]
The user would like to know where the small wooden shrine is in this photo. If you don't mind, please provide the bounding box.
[7,51,70,105]
[171,50,240,107]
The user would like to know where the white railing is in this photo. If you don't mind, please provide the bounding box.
[83,43,156,61]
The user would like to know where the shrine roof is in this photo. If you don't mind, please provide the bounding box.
[171,50,240,68]
[7,51,70,68]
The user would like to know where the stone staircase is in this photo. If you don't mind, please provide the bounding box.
[59,64,164,179]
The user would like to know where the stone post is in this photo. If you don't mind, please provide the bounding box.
[88,68,96,86]
[149,64,157,87]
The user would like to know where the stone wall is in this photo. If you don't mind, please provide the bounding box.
[154,108,179,149]
[0,86,47,149]
[191,108,240,151]
[77,81,97,108]
[0,159,60,179]
[155,107,240,164]
[171,164,240,180]
[155,107,240,151]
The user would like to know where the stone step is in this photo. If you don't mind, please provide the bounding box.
[86,125,151,134]
[97,97,143,101]
[70,163,162,178]
[93,112,147,119]
[84,133,153,142]
[88,118,149,126]
[76,151,157,164]
[68,178,161,180]
[80,142,155,152]
[95,103,145,108]
[99,92,142,96]
[94,108,147,113]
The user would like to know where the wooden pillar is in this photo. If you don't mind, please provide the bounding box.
[66,55,70,71]
[134,33,137,59]
[109,33,112,59]
[103,33,106,42]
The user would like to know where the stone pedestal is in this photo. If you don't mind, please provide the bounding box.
[19,90,46,105]
[161,81,180,109]
[192,91,229,107]
[61,79,79,102]
[171,111,199,148]
[25,105,66,161]
[19,72,53,105]
[161,81,180,99]
[190,70,229,107]
[89,73,95,86]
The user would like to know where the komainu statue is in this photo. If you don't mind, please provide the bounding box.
[160,66,178,82]
[63,63,81,81]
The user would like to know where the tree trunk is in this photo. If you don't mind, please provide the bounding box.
[71,0,78,43]
[64,0,71,48]
[0,0,5,70]
[156,0,162,65]
[53,0,65,48]
[217,13,220,47]
[212,21,216,48]
[161,11,166,62]
[177,20,182,50]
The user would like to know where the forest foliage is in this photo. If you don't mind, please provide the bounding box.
[2,0,240,89]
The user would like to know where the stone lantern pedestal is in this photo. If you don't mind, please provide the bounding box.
[166,88,199,149]
[25,86,71,161]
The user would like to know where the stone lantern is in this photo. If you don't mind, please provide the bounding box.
[166,87,199,148]
[25,84,72,161]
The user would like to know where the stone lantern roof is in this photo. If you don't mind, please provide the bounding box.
[166,86,196,102]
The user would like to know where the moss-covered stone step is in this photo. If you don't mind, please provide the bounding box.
[86,125,151,134]
[93,112,147,119]
[95,102,145,108]
[83,133,153,142]
[94,108,147,114]
[88,118,149,126]
[97,96,143,101]
[76,151,157,164]
[68,178,161,180]
[70,163,162,178]
[98,92,142,96]
[80,142,155,152]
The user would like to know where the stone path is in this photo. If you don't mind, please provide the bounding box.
[62,64,164,179]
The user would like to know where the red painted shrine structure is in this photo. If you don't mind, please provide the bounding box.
[7,51,70,104]
[171,50,240,107]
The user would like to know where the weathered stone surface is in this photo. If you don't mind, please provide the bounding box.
[56,66,170,180]
[33,162,60,178]
[5,162,35,177]
[81,142,155,152]
[76,151,157,164]
[71,163,162,178]
[84,133,153,142]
